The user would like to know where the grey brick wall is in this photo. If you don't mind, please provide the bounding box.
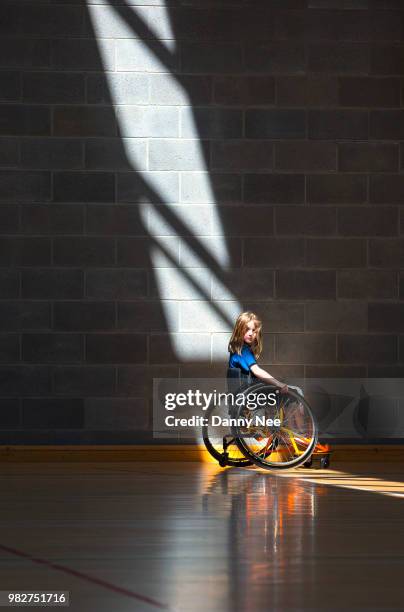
[0,0,403,443]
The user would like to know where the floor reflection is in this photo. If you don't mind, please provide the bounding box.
[0,462,403,611]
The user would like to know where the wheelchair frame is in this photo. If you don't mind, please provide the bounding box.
[202,379,320,471]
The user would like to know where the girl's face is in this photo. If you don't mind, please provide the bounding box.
[243,320,257,345]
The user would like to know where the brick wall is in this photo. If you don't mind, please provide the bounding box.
[0,0,403,443]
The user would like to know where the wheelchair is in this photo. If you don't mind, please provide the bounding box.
[202,370,319,471]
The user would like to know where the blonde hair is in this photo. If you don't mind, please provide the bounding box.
[228,311,262,359]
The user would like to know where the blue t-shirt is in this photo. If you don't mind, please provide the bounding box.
[228,344,257,375]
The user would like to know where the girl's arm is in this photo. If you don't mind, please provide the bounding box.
[250,364,288,392]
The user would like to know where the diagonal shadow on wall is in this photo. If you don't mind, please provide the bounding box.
[80,0,251,440]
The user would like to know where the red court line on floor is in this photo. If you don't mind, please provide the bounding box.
[0,543,170,610]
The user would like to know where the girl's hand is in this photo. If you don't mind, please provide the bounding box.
[279,384,289,394]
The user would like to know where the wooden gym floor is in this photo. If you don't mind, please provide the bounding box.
[0,461,403,611]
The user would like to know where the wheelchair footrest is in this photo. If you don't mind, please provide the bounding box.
[312,442,331,455]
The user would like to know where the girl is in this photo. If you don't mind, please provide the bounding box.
[228,311,289,393]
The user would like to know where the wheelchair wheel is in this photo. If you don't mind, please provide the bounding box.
[232,383,318,470]
[202,398,252,467]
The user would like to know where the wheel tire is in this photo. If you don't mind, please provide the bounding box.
[320,456,330,469]
[233,384,318,471]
